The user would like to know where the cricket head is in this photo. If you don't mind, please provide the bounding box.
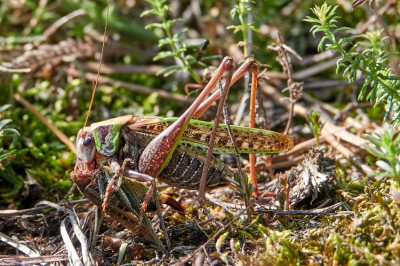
[76,115,134,163]
[76,127,96,163]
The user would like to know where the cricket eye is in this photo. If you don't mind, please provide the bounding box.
[83,136,93,146]
[76,129,95,162]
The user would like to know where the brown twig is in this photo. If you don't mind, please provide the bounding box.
[261,84,373,175]
[68,69,195,104]
[0,255,69,264]
[268,32,303,135]
[82,61,164,75]
[13,94,76,154]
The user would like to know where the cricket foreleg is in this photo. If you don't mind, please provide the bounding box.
[123,170,156,221]
[102,158,134,212]
[124,169,171,252]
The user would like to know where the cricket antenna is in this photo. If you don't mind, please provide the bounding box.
[83,1,110,129]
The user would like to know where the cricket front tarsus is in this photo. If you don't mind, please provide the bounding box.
[102,158,133,211]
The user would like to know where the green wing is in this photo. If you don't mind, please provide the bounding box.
[129,117,294,155]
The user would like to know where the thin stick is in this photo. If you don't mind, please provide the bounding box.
[218,79,250,213]
[256,202,344,216]
[82,61,163,75]
[274,33,301,135]
[152,185,171,252]
[0,255,68,264]
[43,9,86,39]
[14,94,76,154]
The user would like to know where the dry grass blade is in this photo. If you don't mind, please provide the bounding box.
[0,199,89,217]
[0,231,41,257]
[60,218,84,266]
[0,255,69,264]
[38,201,93,265]
[43,9,86,39]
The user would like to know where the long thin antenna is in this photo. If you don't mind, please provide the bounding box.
[83,0,110,129]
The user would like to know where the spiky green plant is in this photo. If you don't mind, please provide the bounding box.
[304,3,400,123]
[364,124,400,190]
[227,0,257,57]
[141,0,217,83]
[0,104,25,202]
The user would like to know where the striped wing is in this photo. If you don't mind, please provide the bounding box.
[127,117,294,154]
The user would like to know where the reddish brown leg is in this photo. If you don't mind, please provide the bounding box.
[138,57,234,178]
[122,168,171,251]
[102,158,133,211]
[136,57,263,212]
[249,65,259,196]
[123,170,156,221]
[192,58,257,119]
[198,62,234,206]
[193,58,262,196]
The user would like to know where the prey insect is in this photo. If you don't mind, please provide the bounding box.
[73,57,294,225]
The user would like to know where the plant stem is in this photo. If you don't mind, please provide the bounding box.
[161,17,201,84]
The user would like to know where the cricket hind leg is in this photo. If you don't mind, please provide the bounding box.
[137,57,234,179]
[195,58,261,207]
[216,58,261,196]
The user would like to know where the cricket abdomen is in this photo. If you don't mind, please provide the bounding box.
[119,128,232,190]
[159,144,231,189]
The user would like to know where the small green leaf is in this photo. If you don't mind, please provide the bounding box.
[0,119,12,131]
[0,104,11,113]
[156,65,181,76]
[1,128,20,136]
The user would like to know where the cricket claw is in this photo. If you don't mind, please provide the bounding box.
[102,202,108,212]
[138,203,147,226]
[160,194,185,216]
